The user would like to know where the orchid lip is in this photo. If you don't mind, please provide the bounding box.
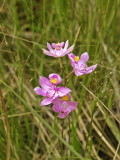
[50,78,57,84]
[73,56,80,62]
[61,111,65,113]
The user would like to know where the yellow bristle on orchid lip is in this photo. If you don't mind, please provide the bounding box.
[56,43,61,49]
[56,43,60,45]
[61,95,69,101]
[73,56,80,62]
[55,43,61,49]
[50,78,57,84]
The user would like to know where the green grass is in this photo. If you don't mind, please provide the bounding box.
[0,0,120,160]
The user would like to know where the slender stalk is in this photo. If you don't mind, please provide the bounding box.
[64,70,74,86]
[0,87,11,160]
[0,31,42,47]
[68,116,71,159]
[113,140,120,160]
[58,58,63,73]
[80,82,120,124]
[66,70,74,79]
[62,125,64,151]
[68,116,71,144]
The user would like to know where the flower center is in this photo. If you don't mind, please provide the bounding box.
[61,111,65,113]
[61,95,69,101]
[55,43,61,50]
[46,95,50,98]
[50,78,57,84]
[73,56,80,62]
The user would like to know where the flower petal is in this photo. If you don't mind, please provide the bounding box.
[68,53,75,59]
[46,89,55,97]
[39,76,53,89]
[34,87,47,96]
[62,44,74,56]
[74,64,97,76]
[47,42,53,52]
[63,40,69,51]
[57,87,71,97]
[52,104,60,112]
[49,73,62,85]
[42,48,57,57]
[74,69,84,76]
[68,101,78,110]
[52,43,56,48]
[68,53,76,67]
[84,64,98,73]
[58,110,71,118]
[80,52,89,64]
[52,99,63,112]
[40,96,54,106]
[61,42,64,47]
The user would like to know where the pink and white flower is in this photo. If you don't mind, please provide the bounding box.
[34,74,71,106]
[52,94,78,118]
[42,40,74,57]
[68,52,97,76]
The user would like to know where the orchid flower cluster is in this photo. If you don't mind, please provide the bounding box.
[34,40,97,118]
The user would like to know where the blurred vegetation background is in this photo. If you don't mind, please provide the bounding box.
[0,0,120,160]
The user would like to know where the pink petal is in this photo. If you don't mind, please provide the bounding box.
[34,87,47,96]
[39,76,53,89]
[80,52,89,64]
[52,100,62,112]
[58,111,70,119]
[52,104,59,112]
[52,43,57,48]
[52,98,60,105]
[74,64,97,76]
[64,40,69,51]
[42,48,57,57]
[68,53,75,59]
[74,69,84,76]
[46,89,55,97]
[68,53,76,67]
[84,64,98,73]
[49,73,62,85]
[57,87,71,97]
[68,101,78,110]
[61,42,64,47]
[62,44,74,56]
[40,96,54,106]
[47,42,53,51]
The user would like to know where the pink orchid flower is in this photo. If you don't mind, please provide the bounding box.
[52,94,78,118]
[34,74,71,106]
[42,40,74,57]
[68,52,97,76]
